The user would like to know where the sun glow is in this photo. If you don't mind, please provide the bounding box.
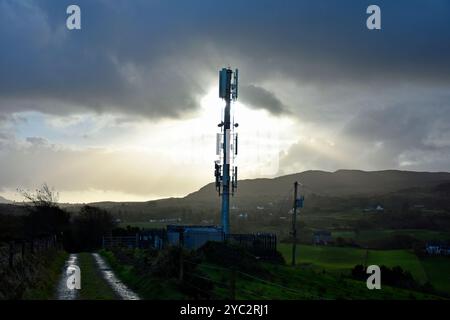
[2,88,300,203]
[131,86,297,179]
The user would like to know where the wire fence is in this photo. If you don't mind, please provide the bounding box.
[0,235,61,269]
[183,258,309,300]
[103,232,279,257]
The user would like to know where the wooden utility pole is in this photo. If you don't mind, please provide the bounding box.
[291,181,299,266]
[179,230,184,282]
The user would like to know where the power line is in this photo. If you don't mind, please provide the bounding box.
[185,272,229,288]
[236,287,271,300]
[237,270,305,296]
[183,280,216,298]
[185,272,273,300]
[184,259,308,298]
[184,259,232,272]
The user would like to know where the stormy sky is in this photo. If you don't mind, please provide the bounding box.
[1,0,449,202]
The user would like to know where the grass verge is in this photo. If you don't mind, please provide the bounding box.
[22,250,68,300]
[77,252,118,300]
[99,249,186,299]
[199,261,442,300]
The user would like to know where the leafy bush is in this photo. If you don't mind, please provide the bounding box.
[104,246,214,299]
[351,264,436,293]
[198,241,268,276]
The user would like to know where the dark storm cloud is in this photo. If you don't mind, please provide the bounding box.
[0,0,449,118]
[279,88,450,172]
[1,0,450,177]
[240,85,288,115]
[342,94,450,168]
[0,0,213,118]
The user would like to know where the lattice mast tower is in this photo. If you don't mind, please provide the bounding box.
[214,68,239,234]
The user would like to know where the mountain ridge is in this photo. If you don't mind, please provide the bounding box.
[5,170,450,209]
[182,169,450,204]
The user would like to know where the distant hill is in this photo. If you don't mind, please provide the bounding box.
[3,170,449,232]
[184,170,450,205]
[9,170,450,216]
[69,169,450,227]
[0,196,13,204]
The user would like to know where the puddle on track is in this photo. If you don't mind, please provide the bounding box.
[91,253,140,300]
[56,254,79,300]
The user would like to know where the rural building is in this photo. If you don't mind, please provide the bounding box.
[363,204,384,213]
[425,242,450,256]
[139,229,166,250]
[238,213,248,219]
[167,225,224,250]
[313,230,332,245]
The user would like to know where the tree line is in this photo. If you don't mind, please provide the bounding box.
[0,184,116,252]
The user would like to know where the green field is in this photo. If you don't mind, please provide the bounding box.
[114,223,450,297]
[332,229,450,244]
[278,243,450,295]
[100,247,442,300]
[367,250,427,282]
[420,257,450,294]
[197,260,441,300]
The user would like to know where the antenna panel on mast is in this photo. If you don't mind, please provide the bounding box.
[232,69,238,101]
[219,68,232,99]
[216,133,222,156]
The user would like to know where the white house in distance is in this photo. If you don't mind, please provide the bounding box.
[363,204,384,213]
[425,242,450,256]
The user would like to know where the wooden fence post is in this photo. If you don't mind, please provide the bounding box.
[230,268,236,300]
[179,249,184,282]
[9,242,14,268]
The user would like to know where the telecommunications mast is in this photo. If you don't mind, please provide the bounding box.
[214,67,239,234]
